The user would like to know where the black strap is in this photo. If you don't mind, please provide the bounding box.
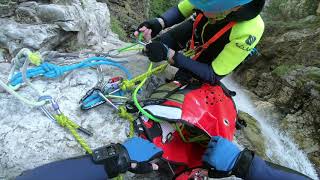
[217,81,236,97]
[231,148,254,179]
[236,118,247,130]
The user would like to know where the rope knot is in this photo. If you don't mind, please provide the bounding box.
[55,114,68,127]
[118,106,134,121]
[41,62,64,78]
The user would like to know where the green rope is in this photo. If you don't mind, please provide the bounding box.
[120,64,168,91]
[117,43,141,53]
[54,114,93,154]
[0,80,46,107]
[116,33,144,53]
[175,124,188,142]
[132,63,162,122]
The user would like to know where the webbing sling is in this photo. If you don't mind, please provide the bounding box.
[190,14,236,60]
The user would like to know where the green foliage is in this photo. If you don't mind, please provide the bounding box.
[149,0,180,18]
[306,69,320,82]
[272,65,304,77]
[110,16,128,41]
[264,0,284,20]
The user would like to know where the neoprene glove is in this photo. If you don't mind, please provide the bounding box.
[138,19,163,38]
[203,136,240,172]
[104,137,163,178]
[145,42,169,62]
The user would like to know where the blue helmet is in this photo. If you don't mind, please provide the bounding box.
[189,0,253,13]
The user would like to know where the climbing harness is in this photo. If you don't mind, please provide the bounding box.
[185,13,237,60]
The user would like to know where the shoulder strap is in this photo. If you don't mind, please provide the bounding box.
[192,21,236,60]
[190,13,204,50]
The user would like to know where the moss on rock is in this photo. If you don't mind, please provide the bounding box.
[110,16,127,41]
[272,65,304,77]
[236,111,267,159]
[149,0,179,18]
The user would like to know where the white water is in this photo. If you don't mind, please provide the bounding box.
[222,77,318,180]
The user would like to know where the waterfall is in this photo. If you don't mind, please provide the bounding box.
[222,77,318,179]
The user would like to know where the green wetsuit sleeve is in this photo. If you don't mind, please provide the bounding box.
[178,0,194,18]
[212,15,265,76]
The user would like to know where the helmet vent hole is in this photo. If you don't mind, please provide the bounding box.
[224,119,230,126]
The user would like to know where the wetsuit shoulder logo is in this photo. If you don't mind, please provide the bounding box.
[245,35,256,46]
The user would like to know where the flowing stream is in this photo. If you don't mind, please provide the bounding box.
[222,77,318,179]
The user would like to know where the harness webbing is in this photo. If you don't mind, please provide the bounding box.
[189,14,236,60]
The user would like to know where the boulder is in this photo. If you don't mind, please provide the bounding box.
[0,18,70,55]
[235,111,268,159]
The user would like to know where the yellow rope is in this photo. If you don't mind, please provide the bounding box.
[118,106,135,138]
[114,175,124,180]
[54,114,93,154]
[116,106,135,180]
[27,51,42,66]
[120,63,168,91]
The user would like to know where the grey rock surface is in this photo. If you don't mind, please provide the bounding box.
[0,18,70,55]
[0,44,150,179]
[264,0,320,20]
[1,0,111,57]
[235,111,268,159]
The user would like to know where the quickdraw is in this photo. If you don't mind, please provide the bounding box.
[80,76,127,110]
[80,63,168,111]
[38,96,93,154]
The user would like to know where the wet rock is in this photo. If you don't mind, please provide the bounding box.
[280,103,320,168]
[233,4,320,167]
[0,0,17,17]
[253,100,283,124]
[235,111,268,159]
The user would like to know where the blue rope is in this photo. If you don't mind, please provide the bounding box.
[10,57,132,86]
